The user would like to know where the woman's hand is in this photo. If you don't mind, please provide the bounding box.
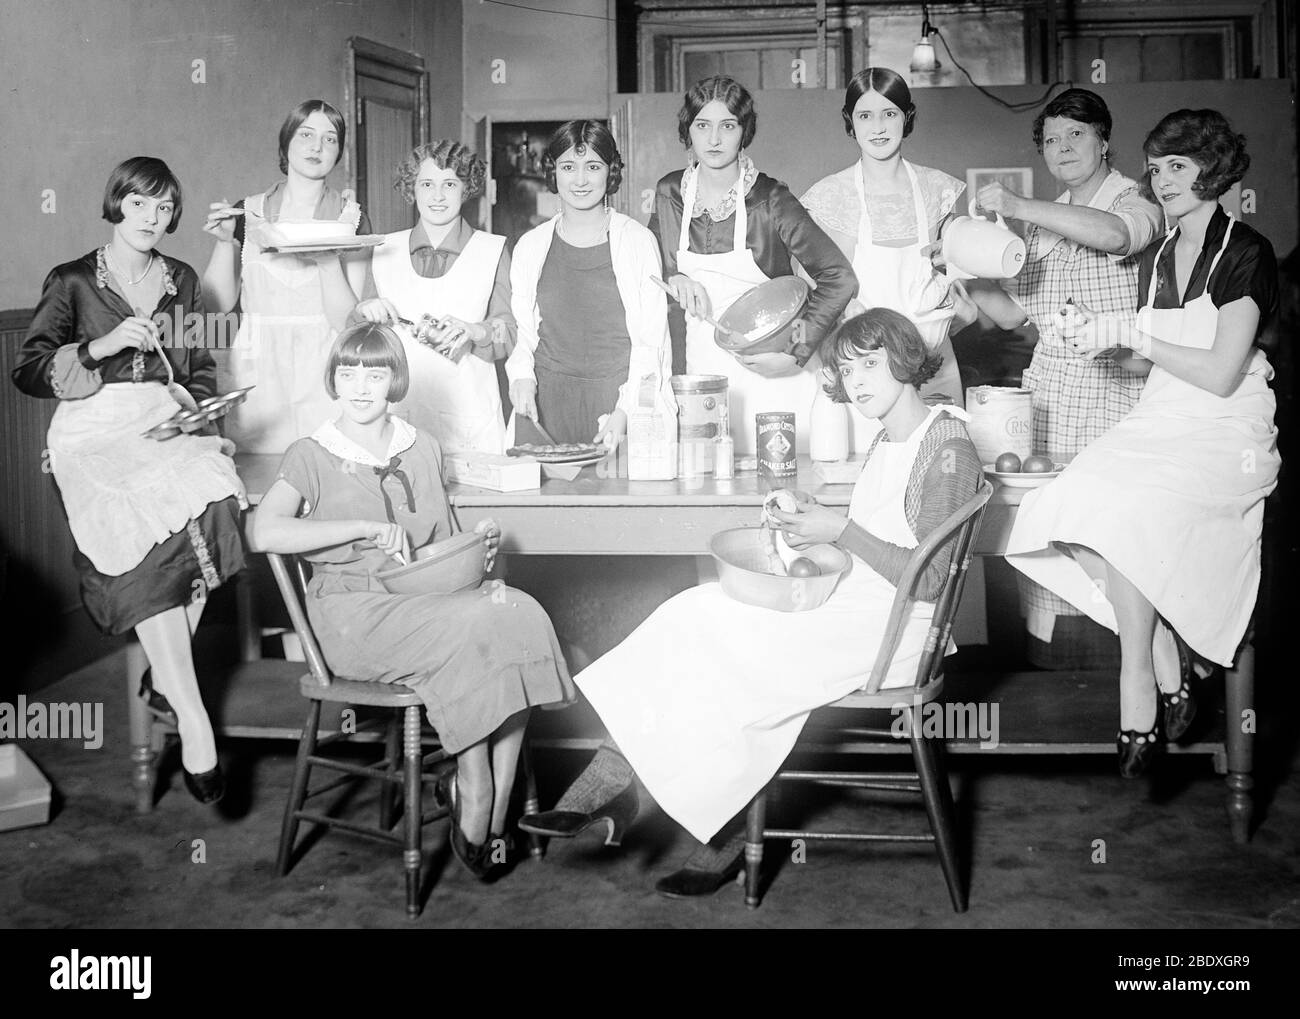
[428,316,487,362]
[355,298,400,325]
[736,350,799,377]
[510,379,539,421]
[360,520,410,563]
[90,316,160,359]
[667,274,713,320]
[593,409,627,449]
[203,200,243,244]
[474,517,502,573]
[976,182,1025,220]
[768,500,849,549]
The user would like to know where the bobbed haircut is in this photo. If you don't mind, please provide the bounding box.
[841,67,917,138]
[676,75,758,150]
[278,99,346,175]
[324,323,410,403]
[543,120,624,196]
[102,156,183,233]
[1032,88,1112,153]
[821,308,941,402]
[1141,108,1250,202]
[393,139,487,203]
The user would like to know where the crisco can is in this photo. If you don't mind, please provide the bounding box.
[755,411,796,490]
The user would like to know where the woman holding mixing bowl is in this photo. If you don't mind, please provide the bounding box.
[520,309,982,897]
[506,120,673,448]
[351,139,511,455]
[202,99,371,453]
[649,75,855,455]
[1006,109,1278,776]
[801,66,970,407]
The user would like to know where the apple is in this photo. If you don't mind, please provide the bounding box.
[787,557,822,578]
[994,452,1022,473]
[1022,455,1055,473]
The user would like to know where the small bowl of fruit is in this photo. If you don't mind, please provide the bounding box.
[984,451,1064,488]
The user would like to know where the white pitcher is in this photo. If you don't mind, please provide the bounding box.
[943,201,1026,281]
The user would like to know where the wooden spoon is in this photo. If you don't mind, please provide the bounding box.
[650,275,750,347]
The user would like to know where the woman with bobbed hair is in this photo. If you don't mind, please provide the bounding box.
[801,67,970,408]
[519,309,982,898]
[649,75,855,456]
[506,119,673,447]
[1006,109,1279,777]
[351,139,513,454]
[202,99,372,454]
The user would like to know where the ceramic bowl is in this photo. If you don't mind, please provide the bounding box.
[709,527,848,612]
[714,277,810,355]
[376,532,487,596]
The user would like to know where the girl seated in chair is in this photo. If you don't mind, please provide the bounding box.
[252,323,574,880]
[519,309,983,898]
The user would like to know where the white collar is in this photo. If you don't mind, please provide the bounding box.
[311,416,418,466]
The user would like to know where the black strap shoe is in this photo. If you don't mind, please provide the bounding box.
[517,783,638,847]
[654,853,744,899]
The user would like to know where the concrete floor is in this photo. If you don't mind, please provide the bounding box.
[2,640,1298,930]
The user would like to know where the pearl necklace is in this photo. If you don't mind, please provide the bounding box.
[106,249,155,286]
[557,208,610,246]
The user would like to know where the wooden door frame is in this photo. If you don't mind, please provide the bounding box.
[343,37,431,192]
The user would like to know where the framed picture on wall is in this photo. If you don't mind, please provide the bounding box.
[967,167,1034,204]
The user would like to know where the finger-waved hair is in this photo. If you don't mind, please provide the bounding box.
[1141,108,1250,202]
[393,139,487,203]
[544,120,624,196]
[821,308,941,401]
[278,99,346,175]
[325,323,410,403]
[1032,88,1112,155]
[102,156,183,233]
[677,75,757,149]
[841,67,916,138]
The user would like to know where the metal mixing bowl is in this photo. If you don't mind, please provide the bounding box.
[709,527,848,612]
[714,277,811,355]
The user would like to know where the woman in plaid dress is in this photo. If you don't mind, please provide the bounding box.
[964,89,1162,643]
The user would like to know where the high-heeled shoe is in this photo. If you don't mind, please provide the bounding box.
[437,768,494,880]
[137,668,177,721]
[1158,629,1198,742]
[1116,725,1160,778]
[517,782,638,847]
[183,762,226,804]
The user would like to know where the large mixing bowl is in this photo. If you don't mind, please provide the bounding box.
[709,527,848,612]
[714,277,810,355]
[377,532,486,596]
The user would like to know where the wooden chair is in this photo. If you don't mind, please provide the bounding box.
[743,481,994,912]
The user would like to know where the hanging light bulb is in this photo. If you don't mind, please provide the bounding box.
[909,4,941,74]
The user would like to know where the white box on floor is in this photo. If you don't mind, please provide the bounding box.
[444,452,541,492]
[0,743,52,831]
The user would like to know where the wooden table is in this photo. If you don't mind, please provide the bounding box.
[159,453,1251,841]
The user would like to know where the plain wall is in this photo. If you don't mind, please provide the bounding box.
[462,0,610,122]
[618,79,1298,258]
[0,0,457,310]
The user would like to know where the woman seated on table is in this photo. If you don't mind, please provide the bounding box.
[252,322,574,880]
[351,139,512,455]
[12,157,245,805]
[519,309,982,898]
[506,119,674,448]
[649,74,856,454]
[1005,109,1279,777]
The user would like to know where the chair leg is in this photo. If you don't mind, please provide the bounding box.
[402,705,424,920]
[125,641,156,814]
[744,790,767,909]
[277,700,321,877]
[521,737,545,860]
[912,727,967,912]
[1224,643,1255,845]
[379,713,401,831]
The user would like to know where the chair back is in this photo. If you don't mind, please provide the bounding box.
[861,480,993,695]
[266,551,335,689]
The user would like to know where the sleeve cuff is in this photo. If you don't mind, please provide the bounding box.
[790,342,815,368]
[76,341,103,370]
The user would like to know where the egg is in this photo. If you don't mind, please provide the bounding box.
[994,452,1022,473]
[787,557,821,578]
[1021,455,1056,473]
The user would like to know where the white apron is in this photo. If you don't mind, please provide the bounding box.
[577,406,953,842]
[1006,217,1279,665]
[678,171,834,456]
[851,160,963,407]
[46,382,246,576]
[223,192,356,454]
[371,227,506,454]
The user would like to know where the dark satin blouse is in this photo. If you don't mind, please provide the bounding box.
[647,170,855,372]
[12,250,216,401]
[1138,205,1278,342]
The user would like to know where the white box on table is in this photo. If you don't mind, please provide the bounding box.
[444,452,541,492]
[0,743,52,831]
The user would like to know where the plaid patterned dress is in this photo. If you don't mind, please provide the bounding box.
[1007,171,1162,632]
